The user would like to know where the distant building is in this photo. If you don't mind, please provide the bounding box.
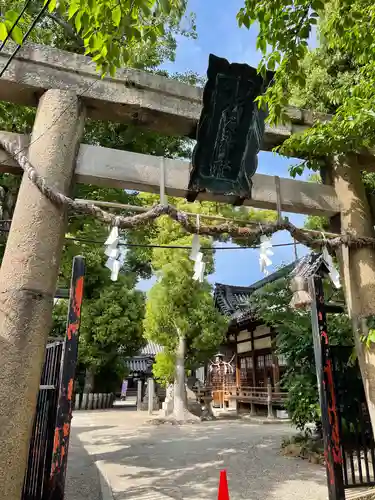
[213,263,295,391]
[124,341,164,390]
[211,258,317,411]
[212,253,332,414]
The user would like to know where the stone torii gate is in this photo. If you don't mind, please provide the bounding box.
[1,43,375,499]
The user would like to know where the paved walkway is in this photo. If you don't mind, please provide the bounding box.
[66,408,329,500]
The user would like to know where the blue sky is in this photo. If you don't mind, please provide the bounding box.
[138,0,312,291]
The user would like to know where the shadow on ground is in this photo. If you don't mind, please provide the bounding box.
[70,410,328,500]
[65,425,114,500]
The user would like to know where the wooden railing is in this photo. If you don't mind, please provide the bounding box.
[233,385,288,405]
[194,383,287,407]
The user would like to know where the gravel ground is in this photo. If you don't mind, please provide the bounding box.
[67,409,329,500]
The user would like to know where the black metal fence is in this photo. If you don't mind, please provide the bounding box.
[330,346,375,490]
[22,342,63,500]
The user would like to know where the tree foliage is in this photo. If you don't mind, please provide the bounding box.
[250,276,353,430]
[78,275,145,390]
[238,0,375,172]
[1,0,195,75]
[144,250,228,366]
[152,351,176,387]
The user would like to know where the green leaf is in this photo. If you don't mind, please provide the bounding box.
[48,0,57,13]
[112,5,122,27]
[300,26,310,39]
[159,0,171,14]
[0,23,8,42]
[89,33,102,51]
[312,0,324,11]
[75,11,82,33]
[256,37,267,54]
[91,53,102,62]
[242,16,250,29]
[68,3,80,20]
[5,10,19,23]
[11,25,23,45]
[109,64,116,77]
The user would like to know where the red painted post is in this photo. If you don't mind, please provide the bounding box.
[49,256,85,499]
[310,275,345,500]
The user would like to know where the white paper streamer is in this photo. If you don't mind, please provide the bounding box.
[193,252,205,282]
[105,226,119,246]
[104,242,120,259]
[259,235,274,275]
[190,234,201,261]
[104,227,125,281]
[322,247,341,289]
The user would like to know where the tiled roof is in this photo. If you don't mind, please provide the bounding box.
[291,252,329,279]
[140,342,164,356]
[214,253,325,325]
[125,356,154,374]
[124,342,164,375]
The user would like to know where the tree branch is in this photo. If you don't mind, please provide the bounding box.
[47,12,84,48]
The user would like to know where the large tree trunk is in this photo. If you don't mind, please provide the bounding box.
[324,155,375,432]
[172,328,200,422]
[173,329,187,420]
[83,368,95,394]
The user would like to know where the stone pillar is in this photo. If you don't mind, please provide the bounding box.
[148,378,155,415]
[267,381,274,419]
[332,154,375,431]
[75,393,81,411]
[82,393,88,410]
[137,380,142,411]
[98,393,103,409]
[0,90,85,500]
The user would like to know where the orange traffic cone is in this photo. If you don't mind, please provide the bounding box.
[218,469,230,500]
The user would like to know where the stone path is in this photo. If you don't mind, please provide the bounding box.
[66,408,329,500]
[65,426,102,500]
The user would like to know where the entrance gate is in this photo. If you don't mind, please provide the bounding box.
[22,256,85,500]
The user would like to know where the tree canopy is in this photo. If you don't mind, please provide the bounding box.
[143,223,228,419]
[0,0,195,74]
[144,251,228,367]
[237,0,375,173]
[250,276,353,430]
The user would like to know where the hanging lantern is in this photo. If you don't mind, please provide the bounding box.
[187,54,274,205]
[289,276,312,310]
